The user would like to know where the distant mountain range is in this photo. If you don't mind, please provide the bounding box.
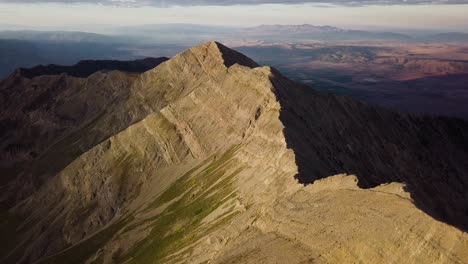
[420,32,468,42]
[239,24,468,42]
[239,24,412,41]
[0,39,44,77]
[1,25,468,45]
[0,36,145,78]
[0,30,131,43]
[1,25,467,78]
[110,23,468,43]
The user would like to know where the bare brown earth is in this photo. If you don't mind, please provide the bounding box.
[230,41,468,81]
[0,42,467,264]
[230,42,468,119]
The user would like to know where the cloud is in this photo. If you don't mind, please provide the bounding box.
[0,0,467,6]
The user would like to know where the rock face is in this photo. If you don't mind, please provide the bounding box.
[0,56,168,208]
[271,70,468,230]
[0,41,467,264]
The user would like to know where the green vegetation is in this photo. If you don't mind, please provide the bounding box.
[122,145,243,263]
[146,158,210,210]
[2,144,244,264]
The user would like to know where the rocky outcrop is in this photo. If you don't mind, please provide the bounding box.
[270,69,468,230]
[0,57,168,207]
[0,42,467,264]
[212,175,468,264]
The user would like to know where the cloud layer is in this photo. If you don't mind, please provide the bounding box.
[1,0,468,6]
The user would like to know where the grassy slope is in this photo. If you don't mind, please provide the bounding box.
[32,145,244,264]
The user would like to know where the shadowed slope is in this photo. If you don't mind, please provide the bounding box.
[269,67,468,230]
[213,41,259,68]
[0,58,167,209]
[14,57,169,79]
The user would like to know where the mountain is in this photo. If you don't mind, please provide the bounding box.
[238,24,412,41]
[1,42,467,263]
[0,38,149,79]
[0,39,46,77]
[111,24,235,45]
[422,32,468,43]
[0,30,129,44]
[249,24,346,33]
[14,57,169,79]
[115,24,234,36]
[97,24,415,44]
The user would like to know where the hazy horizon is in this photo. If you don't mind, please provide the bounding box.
[1,2,468,33]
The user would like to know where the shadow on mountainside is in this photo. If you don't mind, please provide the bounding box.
[0,58,169,211]
[269,67,468,231]
[16,57,169,79]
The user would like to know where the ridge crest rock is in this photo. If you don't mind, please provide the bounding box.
[185,41,259,69]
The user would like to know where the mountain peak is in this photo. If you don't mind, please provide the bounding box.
[2,41,468,264]
[185,41,259,69]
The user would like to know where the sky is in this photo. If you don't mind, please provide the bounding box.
[0,1,467,32]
